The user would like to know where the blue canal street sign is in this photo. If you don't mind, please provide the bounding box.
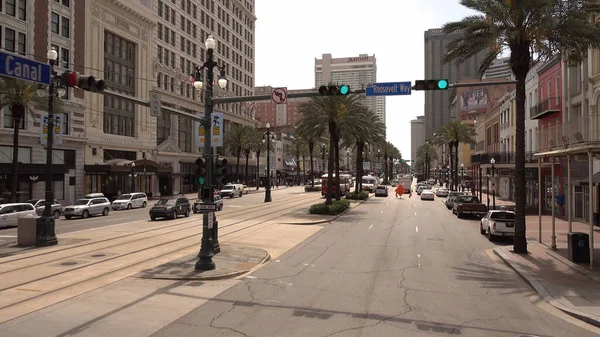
[365,82,412,96]
[0,51,51,85]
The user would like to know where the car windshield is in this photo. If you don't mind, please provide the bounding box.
[156,199,177,206]
[116,194,132,200]
[491,212,516,220]
[458,196,480,203]
[73,199,90,206]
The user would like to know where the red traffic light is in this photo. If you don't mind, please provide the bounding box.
[61,71,78,87]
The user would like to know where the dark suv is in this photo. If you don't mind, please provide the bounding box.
[149,196,191,220]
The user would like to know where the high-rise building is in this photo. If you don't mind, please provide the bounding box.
[0,0,87,204]
[482,57,514,80]
[315,54,386,125]
[253,86,312,128]
[424,28,489,139]
[410,116,425,163]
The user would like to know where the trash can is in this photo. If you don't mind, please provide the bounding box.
[567,232,590,263]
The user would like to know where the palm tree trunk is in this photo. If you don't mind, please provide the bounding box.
[256,150,260,190]
[244,151,249,184]
[383,153,388,184]
[513,70,528,254]
[309,142,314,188]
[454,143,459,191]
[326,121,336,205]
[296,150,300,185]
[10,110,22,203]
[448,144,454,190]
[355,141,364,193]
[236,148,241,182]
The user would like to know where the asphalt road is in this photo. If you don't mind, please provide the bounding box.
[0,186,304,239]
[151,193,600,337]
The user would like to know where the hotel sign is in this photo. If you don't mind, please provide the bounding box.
[347,56,369,62]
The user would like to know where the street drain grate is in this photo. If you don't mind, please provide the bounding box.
[61,261,78,266]
[90,254,106,258]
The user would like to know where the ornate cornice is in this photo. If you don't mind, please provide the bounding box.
[104,0,156,27]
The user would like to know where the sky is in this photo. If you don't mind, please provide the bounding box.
[254,0,478,161]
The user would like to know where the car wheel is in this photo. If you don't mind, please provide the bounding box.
[480,222,486,235]
[53,210,61,219]
[102,208,109,216]
[81,210,89,219]
[150,216,156,221]
[185,209,190,217]
[65,215,72,220]
[142,201,147,208]
[127,203,132,210]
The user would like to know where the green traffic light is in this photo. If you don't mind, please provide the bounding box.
[198,177,204,185]
[437,79,448,90]
[339,85,349,95]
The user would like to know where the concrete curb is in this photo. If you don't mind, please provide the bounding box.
[280,194,372,225]
[493,247,600,328]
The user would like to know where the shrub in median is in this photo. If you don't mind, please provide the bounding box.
[345,191,369,200]
[309,199,350,215]
[304,185,321,192]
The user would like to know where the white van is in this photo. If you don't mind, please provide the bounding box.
[220,184,242,198]
[361,175,377,193]
[112,192,148,210]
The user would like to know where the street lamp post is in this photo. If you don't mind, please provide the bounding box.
[486,173,490,210]
[263,123,274,202]
[460,163,465,192]
[346,149,350,173]
[130,162,136,192]
[193,35,228,271]
[447,165,450,188]
[490,158,496,210]
[36,47,65,247]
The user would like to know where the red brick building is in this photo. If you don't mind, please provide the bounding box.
[253,86,312,128]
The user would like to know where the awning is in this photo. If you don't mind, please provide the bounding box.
[85,158,172,174]
[285,159,296,166]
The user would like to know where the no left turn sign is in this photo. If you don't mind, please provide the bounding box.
[271,87,287,104]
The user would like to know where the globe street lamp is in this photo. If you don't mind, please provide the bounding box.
[35,47,64,247]
[263,123,275,202]
[193,35,228,271]
[460,163,465,192]
[130,162,136,192]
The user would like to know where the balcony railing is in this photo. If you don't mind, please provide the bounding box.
[537,114,600,152]
[471,152,537,164]
[529,97,561,119]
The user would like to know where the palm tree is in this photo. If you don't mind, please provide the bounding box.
[289,137,308,186]
[297,94,362,204]
[0,79,61,202]
[242,130,261,184]
[417,142,437,179]
[340,107,384,193]
[434,120,476,191]
[224,124,253,181]
[295,116,327,188]
[443,0,600,253]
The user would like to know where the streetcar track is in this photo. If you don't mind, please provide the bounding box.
[0,193,318,268]
[0,197,320,297]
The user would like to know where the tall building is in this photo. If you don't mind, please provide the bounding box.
[482,57,514,80]
[410,116,425,163]
[82,0,257,198]
[253,86,312,128]
[424,28,489,139]
[0,0,86,204]
[315,53,386,125]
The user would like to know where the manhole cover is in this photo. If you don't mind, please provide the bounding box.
[61,261,78,266]
[90,254,106,258]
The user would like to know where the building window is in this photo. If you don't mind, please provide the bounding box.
[178,117,192,152]
[17,0,25,20]
[3,106,25,129]
[51,13,59,34]
[62,0,70,7]
[61,113,70,135]
[103,31,136,137]
[6,0,15,16]
[60,47,69,68]
[157,111,170,145]
[4,28,15,52]
[17,32,25,55]
[61,17,69,38]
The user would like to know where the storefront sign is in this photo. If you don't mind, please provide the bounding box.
[100,136,144,147]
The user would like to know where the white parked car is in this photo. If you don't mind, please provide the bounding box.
[480,210,516,240]
[374,185,388,197]
[436,187,449,197]
[112,192,148,210]
[0,203,37,229]
[420,190,435,201]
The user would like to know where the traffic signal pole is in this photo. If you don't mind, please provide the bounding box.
[211,89,366,105]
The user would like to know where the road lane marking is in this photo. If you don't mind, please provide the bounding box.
[414,212,417,216]
[369,224,373,230]
[0,235,17,238]
[380,210,384,214]
[415,226,418,232]
[417,254,421,268]
[386,202,389,206]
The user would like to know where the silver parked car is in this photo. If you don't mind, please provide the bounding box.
[63,197,111,219]
[27,199,63,219]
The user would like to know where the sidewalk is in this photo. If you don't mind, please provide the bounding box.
[493,213,600,327]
